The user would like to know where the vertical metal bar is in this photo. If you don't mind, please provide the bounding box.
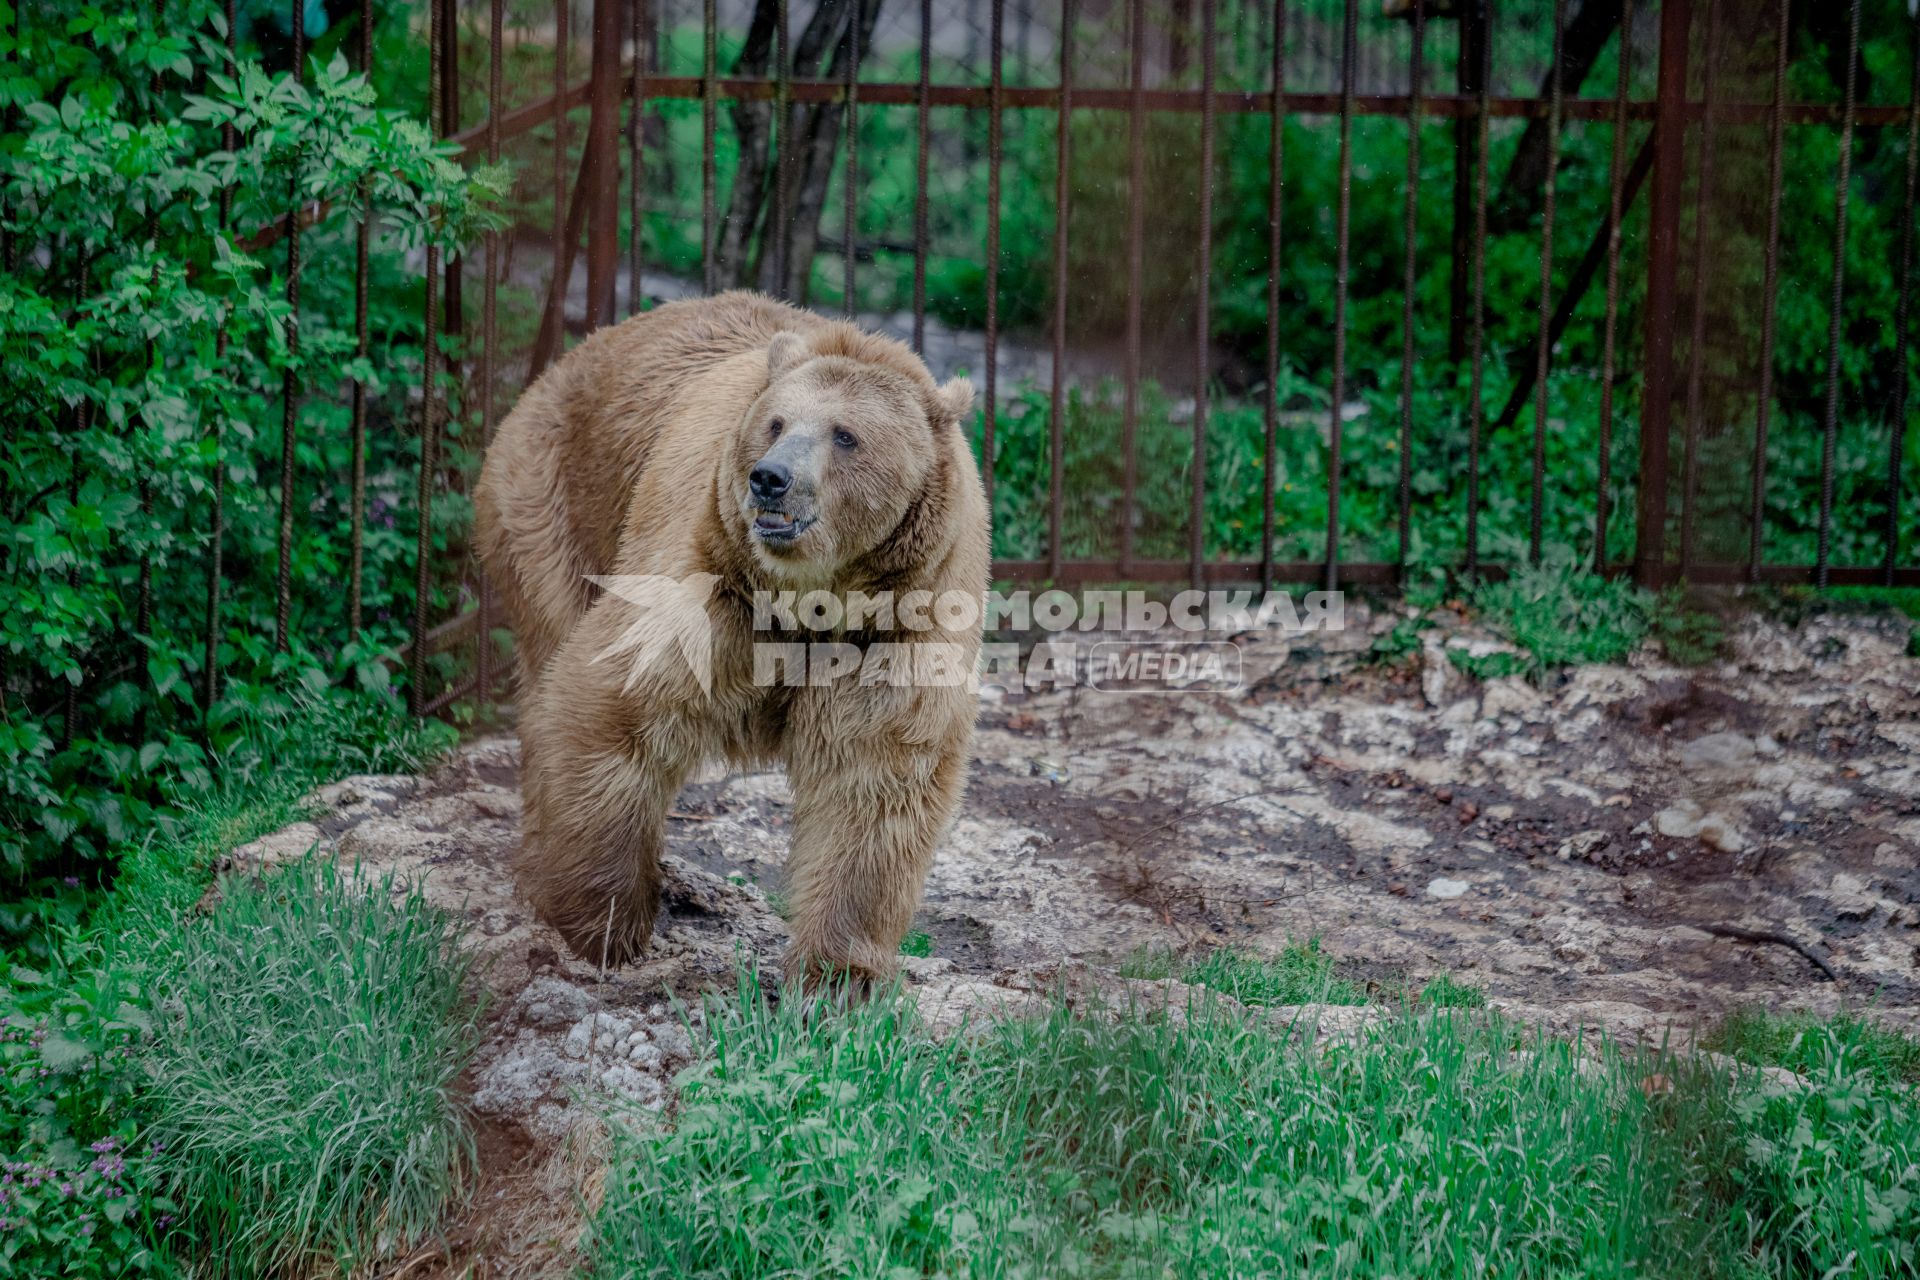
[844,0,861,315]
[629,0,648,318]
[1121,0,1144,574]
[1816,0,1861,588]
[440,0,463,343]
[551,0,568,344]
[984,0,1003,518]
[275,0,305,653]
[1261,0,1285,594]
[1191,0,1216,591]
[348,0,373,638]
[1888,9,1920,585]
[478,0,504,700]
[1679,0,1718,577]
[205,0,236,713]
[773,0,790,296]
[413,0,445,717]
[702,0,716,295]
[1048,0,1074,580]
[1324,0,1355,593]
[1448,0,1488,365]
[1635,0,1692,588]
[586,0,623,329]
[913,0,932,353]
[1396,0,1424,571]
[1528,0,1564,566]
[1749,0,1788,579]
[1464,0,1490,578]
[1596,0,1632,571]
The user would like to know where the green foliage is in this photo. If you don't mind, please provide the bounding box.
[144,858,480,1278]
[1703,1007,1920,1091]
[0,0,498,903]
[0,947,173,1275]
[1,699,452,1278]
[1468,554,1652,673]
[591,978,1879,1278]
[1366,615,1426,666]
[898,929,933,959]
[1182,939,1368,1008]
[1417,973,1487,1010]
[1698,1014,1920,1278]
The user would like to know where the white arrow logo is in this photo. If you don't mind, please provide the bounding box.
[586,573,722,695]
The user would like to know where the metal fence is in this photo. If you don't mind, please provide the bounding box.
[326,0,1917,713]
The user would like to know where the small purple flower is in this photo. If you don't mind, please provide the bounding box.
[62,875,79,887]
[59,1181,74,1197]
[90,1138,117,1154]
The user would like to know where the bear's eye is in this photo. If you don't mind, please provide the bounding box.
[832,427,858,449]
[768,418,785,438]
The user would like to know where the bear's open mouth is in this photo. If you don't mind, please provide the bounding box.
[752,510,816,542]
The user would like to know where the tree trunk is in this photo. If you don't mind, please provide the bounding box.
[715,0,881,302]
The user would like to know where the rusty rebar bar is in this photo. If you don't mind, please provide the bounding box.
[1397,0,1424,570]
[1192,0,1217,591]
[1261,0,1285,594]
[913,0,932,353]
[348,0,373,639]
[1596,0,1632,571]
[702,0,717,294]
[1325,0,1356,592]
[1121,0,1144,574]
[1749,0,1788,579]
[1528,0,1565,565]
[275,0,305,653]
[1816,0,1861,588]
[1680,0,1719,577]
[844,0,861,315]
[1889,7,1920,584]
[1464,2,1490,579]
[1048,0,1074,579]
[984,0,1003,516]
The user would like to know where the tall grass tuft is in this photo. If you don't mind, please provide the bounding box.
[588,976,1772,1278]
[145,859,481,1277]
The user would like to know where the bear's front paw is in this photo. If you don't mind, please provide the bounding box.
[781,939,898,997]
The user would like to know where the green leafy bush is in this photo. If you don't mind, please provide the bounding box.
[0,0,499,903]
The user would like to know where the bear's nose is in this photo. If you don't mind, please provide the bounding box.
[749,460,792,504]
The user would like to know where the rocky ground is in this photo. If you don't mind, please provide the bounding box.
[225,598,1919,1275]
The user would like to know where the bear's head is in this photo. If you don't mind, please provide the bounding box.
[729,330,973,580]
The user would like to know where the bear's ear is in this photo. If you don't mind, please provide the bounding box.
[930,376,974,428]
[766,332,809,381]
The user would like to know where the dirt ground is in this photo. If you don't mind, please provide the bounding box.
[226,597,1919,1275]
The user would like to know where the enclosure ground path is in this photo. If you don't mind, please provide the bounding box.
[224,602,1919,1273]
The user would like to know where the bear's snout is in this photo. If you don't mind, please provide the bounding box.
[749,460,792,504]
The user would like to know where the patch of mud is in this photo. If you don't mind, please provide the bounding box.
[223,601,1919,1275]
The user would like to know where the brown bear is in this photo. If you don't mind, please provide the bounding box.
[474,291,988,983]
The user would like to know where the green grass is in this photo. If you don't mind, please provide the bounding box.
[1418,973,1488,1009]
[1119,940,1368,1007]
[1468,554,1652,672]
[143,858,481,1277]
[1182,939,1369,1007]
[1703,1007,1920,1090]
[588,977,1920,1279]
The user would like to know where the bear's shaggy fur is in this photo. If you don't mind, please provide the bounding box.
[474,292,987,981]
